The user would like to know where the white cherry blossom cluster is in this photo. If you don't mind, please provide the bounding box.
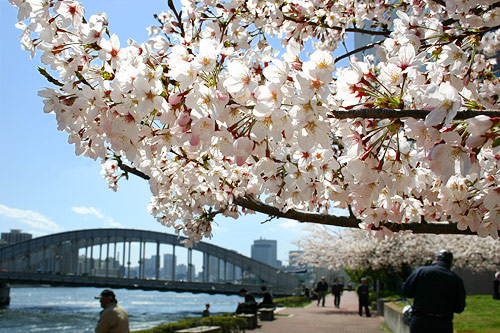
[295,225,500,273]
[9,0,500,242]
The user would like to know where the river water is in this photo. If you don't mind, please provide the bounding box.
[0,286,242,332]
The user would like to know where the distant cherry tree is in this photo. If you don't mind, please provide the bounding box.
[295,225,500,273]
[9,0,500,244]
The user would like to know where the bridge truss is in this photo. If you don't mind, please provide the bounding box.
[0,229,299,296]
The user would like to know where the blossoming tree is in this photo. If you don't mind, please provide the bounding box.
[9,0,500,244]
[295,225,500,273]
[295,225,500,293]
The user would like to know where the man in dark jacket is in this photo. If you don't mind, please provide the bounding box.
[402,250,466,333]
[236,288,257,314]
[315,276,329,307]
[331,279,344,308]
[357,278,371,317]
[258,286,274,308]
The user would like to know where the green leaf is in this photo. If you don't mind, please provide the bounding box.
[38,67,64,87]
[75,71,93,88]
[493,137,500,148]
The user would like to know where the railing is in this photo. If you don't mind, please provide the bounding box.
[0,271,299,297]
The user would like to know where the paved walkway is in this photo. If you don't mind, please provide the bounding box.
[254,291,384,332]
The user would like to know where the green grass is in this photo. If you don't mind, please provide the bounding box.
[391,295,500,333]
[273,295,311,308]
[380,322,393,333]
[454,295,500,333]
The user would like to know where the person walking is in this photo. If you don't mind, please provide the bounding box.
[94,289,130,333]
[331,278,344,308]
[357,278,371,317]
[493,272,500,300]
[315,276,329,307]
[402,249,466,333]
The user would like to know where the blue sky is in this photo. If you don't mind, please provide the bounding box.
[0,0,313,264]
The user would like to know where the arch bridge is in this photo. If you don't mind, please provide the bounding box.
[0,229,299,303]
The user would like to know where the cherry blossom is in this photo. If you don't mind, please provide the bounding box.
[8,0,500,245]
[296,226,500,273]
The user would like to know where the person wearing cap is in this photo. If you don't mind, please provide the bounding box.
[94,289,130,333]
[402,249,466,333]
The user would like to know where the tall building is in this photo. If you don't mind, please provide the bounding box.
[144,255,159,278]
[162,253,176,280]
[251,238,278,267]
[1,229,32,245]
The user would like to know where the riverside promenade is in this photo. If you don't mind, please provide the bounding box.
[255,291,385,332]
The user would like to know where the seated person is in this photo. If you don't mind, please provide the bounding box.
[235,288,257,314]
[202,303,210,317]
[258,286,274,309]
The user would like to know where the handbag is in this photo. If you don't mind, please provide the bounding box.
[402,305,413,326]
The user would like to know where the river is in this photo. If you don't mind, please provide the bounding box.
[0,286,242,332]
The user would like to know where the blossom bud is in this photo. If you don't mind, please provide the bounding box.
[233,136,253,155]
[465,135,486,149]
[216,90,228,101]
[176,112,190,127]
[466,115,492,136]
[168,93,183,105]
[189,134,200,146]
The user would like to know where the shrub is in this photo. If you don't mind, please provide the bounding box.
[273,296,311,308]
[132,314,247,333]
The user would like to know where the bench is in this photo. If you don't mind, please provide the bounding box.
[175,326,221,333]
[258,308,275,321]
[236,313,258,329]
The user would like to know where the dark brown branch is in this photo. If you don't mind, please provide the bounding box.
[234,195,477,235]
[430,0,446,7]
[167,0,185,37]
[335,40,384,64]
[115,158,150,180]
[115,161,491,236]
[282,14,391,37]
[329,109,500,120]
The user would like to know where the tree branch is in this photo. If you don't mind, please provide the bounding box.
[335,40,384,64]
[113,160,489,236]
[115,157,150,180]
[234,195,478,235]
[282,14,391,37]
[329,108,500,120]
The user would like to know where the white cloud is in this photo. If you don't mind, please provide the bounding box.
[0,204,63,232]
[72,206,105,219]
[279,220,305,233]
[72,206,124,228]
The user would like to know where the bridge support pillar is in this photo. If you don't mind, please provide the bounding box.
[0,283,10,307]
